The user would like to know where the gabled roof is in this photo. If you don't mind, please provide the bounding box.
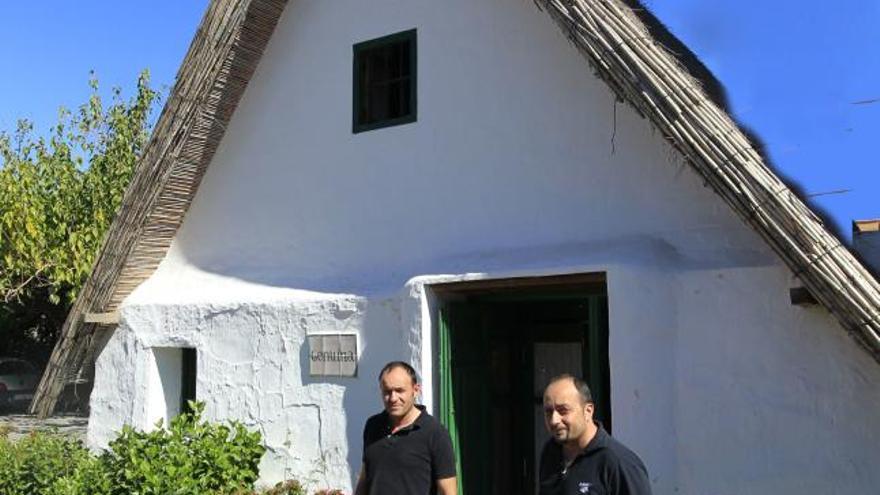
[31,0,880,416]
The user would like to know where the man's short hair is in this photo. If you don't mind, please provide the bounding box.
[547,373,593,404]
[378,361,419,385]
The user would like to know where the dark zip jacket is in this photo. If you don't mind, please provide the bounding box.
[539,423,652,495]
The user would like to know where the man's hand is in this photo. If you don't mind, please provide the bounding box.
[436,476,457,495]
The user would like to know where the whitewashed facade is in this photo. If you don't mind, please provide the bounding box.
[88,1,880,493]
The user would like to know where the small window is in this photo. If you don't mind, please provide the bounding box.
[180,348,197,415]
[149,347,197,424]
[353,29,417,133]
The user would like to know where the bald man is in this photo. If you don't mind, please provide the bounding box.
[539,374,652,495]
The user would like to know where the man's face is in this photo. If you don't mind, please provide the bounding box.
[380,366,421,421]
[543,379,593,444]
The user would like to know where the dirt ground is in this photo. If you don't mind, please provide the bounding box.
[0,413,88,442]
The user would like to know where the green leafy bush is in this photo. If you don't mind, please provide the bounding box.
[95,401,265,495]
[245,480,345,495]
[51,455,112,495]
[0,431,91,495]
[252,480,307,495]
[0,405,346,494]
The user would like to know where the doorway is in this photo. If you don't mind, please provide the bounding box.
[435,275,610,495]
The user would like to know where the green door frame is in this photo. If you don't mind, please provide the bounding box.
[438,308,465,495]
[437,293,609,495]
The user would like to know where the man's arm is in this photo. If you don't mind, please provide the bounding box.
[432,424,458,495]
[610,455,652,495]
[436,476,457,495]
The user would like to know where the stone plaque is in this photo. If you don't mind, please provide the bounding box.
[308,334,358,377]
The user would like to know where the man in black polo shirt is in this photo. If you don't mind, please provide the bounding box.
[540,374,652,495]
[355,361,457,495]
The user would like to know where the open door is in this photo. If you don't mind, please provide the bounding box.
[438,288,609,495]
[439,303,492,495]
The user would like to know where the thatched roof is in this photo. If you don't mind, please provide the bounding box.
[31,0,880,416]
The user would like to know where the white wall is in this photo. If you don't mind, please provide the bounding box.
[93,262,880,493]
[92,282,416,490]
[87,0,880,493]
[166,0,772,294]
[146,347,183,428]
[674,265,880,494]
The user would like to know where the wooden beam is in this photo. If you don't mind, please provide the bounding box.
[430,272,606,295]
[853,219,880,234]
[83,311,120,325]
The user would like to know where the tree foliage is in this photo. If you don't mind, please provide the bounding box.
[0,71,159,361]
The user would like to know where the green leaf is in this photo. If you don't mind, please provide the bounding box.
[1,71,160,354]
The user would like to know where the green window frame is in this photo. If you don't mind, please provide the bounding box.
[352,29,417,133]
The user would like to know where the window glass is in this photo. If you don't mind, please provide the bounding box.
[353,29,417,133]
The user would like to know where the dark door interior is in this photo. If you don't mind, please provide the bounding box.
[439,292,609,495]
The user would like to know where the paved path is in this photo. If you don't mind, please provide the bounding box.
[0,414,88,442]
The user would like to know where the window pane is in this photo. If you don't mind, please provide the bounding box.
[354,30,415,131]
[367,83,388,123]
[399,42,410,76]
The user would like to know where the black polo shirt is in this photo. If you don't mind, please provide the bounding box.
[362,406,456,495]
[539,423,652,495]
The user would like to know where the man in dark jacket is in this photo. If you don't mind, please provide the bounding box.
[539,374,652,495]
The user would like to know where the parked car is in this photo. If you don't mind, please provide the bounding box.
[0,358,40,411]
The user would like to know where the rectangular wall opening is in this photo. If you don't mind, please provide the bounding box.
[433,273,609,495]
[148,347,198,427]
[181,348,197,415]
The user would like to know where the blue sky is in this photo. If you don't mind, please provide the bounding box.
[0,2,207,127]
[644,0,880,242]
[1,1,876,242]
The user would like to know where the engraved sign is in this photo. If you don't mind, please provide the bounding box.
[308,334,358,377]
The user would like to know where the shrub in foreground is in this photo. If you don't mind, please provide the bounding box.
[0,430,91,495]
[1,404,345,494]
[251,479,306,494]
[90,401,264,494]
